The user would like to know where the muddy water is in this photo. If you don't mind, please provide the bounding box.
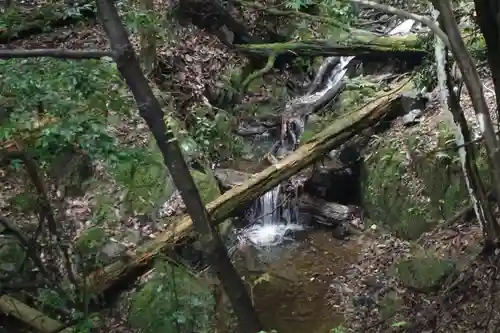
[239,230,360,333]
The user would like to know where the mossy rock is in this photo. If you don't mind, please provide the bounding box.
[394,255,456,293]
[338,79,380,112]
[361,137,433,239]
[361,126,491,240]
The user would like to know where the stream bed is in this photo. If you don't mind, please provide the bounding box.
[238,230,361,333]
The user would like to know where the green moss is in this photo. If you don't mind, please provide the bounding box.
[237,34,422,54]
[75,227,108,255]
[394,254,456,292]
[363,125,492,239]
[339,78,380,112]
[191,169,221,204]
[129,260,215,333]
[378,291,403,319]
[362,138,432,239]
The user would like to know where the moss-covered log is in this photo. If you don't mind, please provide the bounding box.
[0,1,95,43]
[86,79,409,294]
[236,34,427,59]
[0,295,70,333]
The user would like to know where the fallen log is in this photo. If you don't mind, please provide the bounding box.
[298,193,354,226]
[86,79,409,294]
[0,295,70,333]
[236,34,427,59]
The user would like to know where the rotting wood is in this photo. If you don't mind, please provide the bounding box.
[298,193,354,226]
[0,295,70,333]
[85,79,410,294]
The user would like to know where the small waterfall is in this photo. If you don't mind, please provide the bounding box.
[259,185,281,225]
[241,184,304,248]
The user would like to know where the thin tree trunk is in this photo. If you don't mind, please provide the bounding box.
[434,0,500,241]
[473,0,500,120]
[139,0,156,75]
[94,1,262,332]
[435,10,500,247]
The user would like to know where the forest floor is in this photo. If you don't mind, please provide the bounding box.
[327,74,500,332]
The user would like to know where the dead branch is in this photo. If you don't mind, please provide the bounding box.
[0,49,113,59]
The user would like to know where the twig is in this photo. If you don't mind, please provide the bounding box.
[19,152,80,291]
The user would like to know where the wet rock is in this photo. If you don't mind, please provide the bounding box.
[305,145,362,205]
[331,222,350,240]
[214,168,251,191]
[400,91,430,126]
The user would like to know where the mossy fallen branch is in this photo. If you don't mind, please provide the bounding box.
[0,295,71,333]
[240,53,276,94]
[236,34,426,59]
[85,79,410,294]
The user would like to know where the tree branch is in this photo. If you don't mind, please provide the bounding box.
[0,49,113,59]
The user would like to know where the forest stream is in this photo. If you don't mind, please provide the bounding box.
[215,19,416,333]
[5,0,500,332]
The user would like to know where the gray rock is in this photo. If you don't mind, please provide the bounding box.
[400,91,429,126]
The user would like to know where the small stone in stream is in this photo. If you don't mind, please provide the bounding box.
[331,222,350,240]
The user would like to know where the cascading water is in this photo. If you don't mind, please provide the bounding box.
[237,18,417,252]
[241,184,304,248]
[238,57,355,250]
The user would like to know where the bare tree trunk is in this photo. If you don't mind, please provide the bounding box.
[94,1,262,332]
[432,0,500,247]
[433,1,500,247]
[473,0,500,120]
[139,0,156,75]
